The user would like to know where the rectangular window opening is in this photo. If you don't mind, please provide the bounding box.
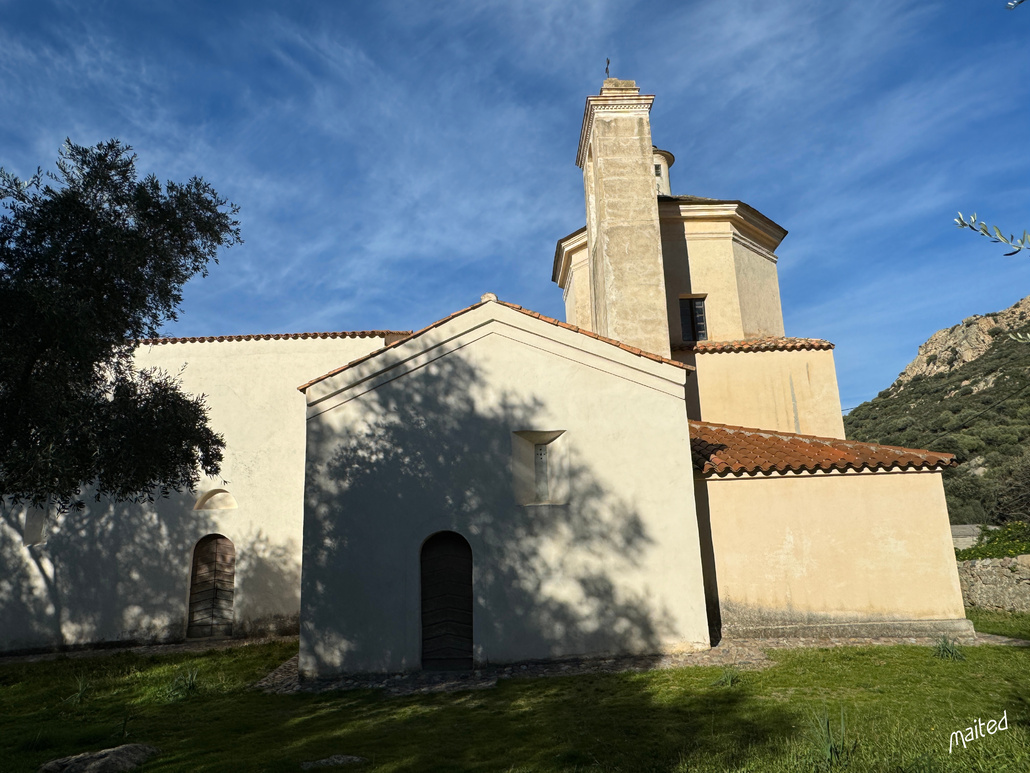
[534,444,549,501]
[654,164,662,177]
[679,297,708,342]
[513,430,567,506]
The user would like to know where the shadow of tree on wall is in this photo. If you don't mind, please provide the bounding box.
[0,509,56,647]
[0,495,301,651]
[0,498,216,650]
[234,529,302,636]
[302,340,701,673]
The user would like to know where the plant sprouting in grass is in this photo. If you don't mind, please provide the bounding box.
[896,751,938,773]
[710,667,742,687]
[62,673,92,705]
[166,666,200,700]
[17,727,55,752]
[932,636,965,661]
[115,711,138,740]
[806,705,857,771]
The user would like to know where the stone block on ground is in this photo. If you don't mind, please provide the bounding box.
[300,755,367,769]
[38,744,158,773]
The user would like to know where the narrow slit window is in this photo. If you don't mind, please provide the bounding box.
[534,444,549,501]
[680,297,708,342]
[512,430,566,505]
[654,164,662,177]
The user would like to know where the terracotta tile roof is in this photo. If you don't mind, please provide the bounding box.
[298,299,693,392]
[690,420,956,476]
[674,337,834,353]
[138,330,410,346]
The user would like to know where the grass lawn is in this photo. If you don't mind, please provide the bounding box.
[2,636,1029,772]
[966,608,1030,641]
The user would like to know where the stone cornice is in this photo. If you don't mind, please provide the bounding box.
[657,200,788,254]
[576,93,655,169]
[552,227,588,287]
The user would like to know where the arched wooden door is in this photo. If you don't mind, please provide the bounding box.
[420,531,473,670]
[187,534,235,638]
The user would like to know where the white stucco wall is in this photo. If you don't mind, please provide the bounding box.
[0,333,392,652]
[300,303,710,676]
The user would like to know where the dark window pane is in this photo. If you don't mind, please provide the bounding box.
[692,299,708,341]
[679,298,708,342]
[679,298,693,340]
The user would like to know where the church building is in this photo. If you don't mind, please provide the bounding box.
[0,79,971,670]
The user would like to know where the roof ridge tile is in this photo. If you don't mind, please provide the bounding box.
[138,330,410,346]
[298,299,694,392]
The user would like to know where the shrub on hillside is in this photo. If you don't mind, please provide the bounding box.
[956,522,1030,560]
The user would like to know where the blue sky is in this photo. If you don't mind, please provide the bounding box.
[2,0,1028,410]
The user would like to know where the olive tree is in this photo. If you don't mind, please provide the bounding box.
[0,140,240,512]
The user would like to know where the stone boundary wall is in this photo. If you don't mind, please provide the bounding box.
[958,555,1030,612]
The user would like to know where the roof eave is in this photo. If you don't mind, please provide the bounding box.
[298,299,694,394]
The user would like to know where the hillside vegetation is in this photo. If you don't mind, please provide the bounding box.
[845,297,1030,524]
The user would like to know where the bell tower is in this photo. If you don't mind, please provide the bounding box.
[576,79,671,358]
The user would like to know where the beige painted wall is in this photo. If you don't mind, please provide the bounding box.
[300,303,710,676]
[558,236,591,331]
[662,219,743,342]
[701,470,969,636]
[687,348,846,438]
[0,334,391,652]
[732,240,785,339]
[659,214,785,344]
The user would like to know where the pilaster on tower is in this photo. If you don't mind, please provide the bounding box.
[576,79,671,359]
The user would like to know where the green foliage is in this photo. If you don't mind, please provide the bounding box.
[165,667,200,701]
[844,317,1030,524]
[931,636,966,661]
[956,212,1029,257]
[710,666,742,687]
[61,673,92,706]
[806,705,857,771]
[956,522,1030,560]
[966,608,1030,640]
[943,471,997,524]
[0,140,240,510]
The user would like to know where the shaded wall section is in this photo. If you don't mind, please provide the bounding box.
[0,496,302,651]
[300,322,709,676]
[0,333,392,653]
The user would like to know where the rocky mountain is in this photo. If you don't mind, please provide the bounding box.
[844,296,1030,523]
[895,296,1030,386]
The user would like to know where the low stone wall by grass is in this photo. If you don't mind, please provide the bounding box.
[959,555,1030,612]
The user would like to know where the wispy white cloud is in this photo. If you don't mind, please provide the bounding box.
[2,0,1027,406]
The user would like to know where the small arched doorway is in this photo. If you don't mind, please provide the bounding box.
[187,534,236,638]
[420,531,473,670]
